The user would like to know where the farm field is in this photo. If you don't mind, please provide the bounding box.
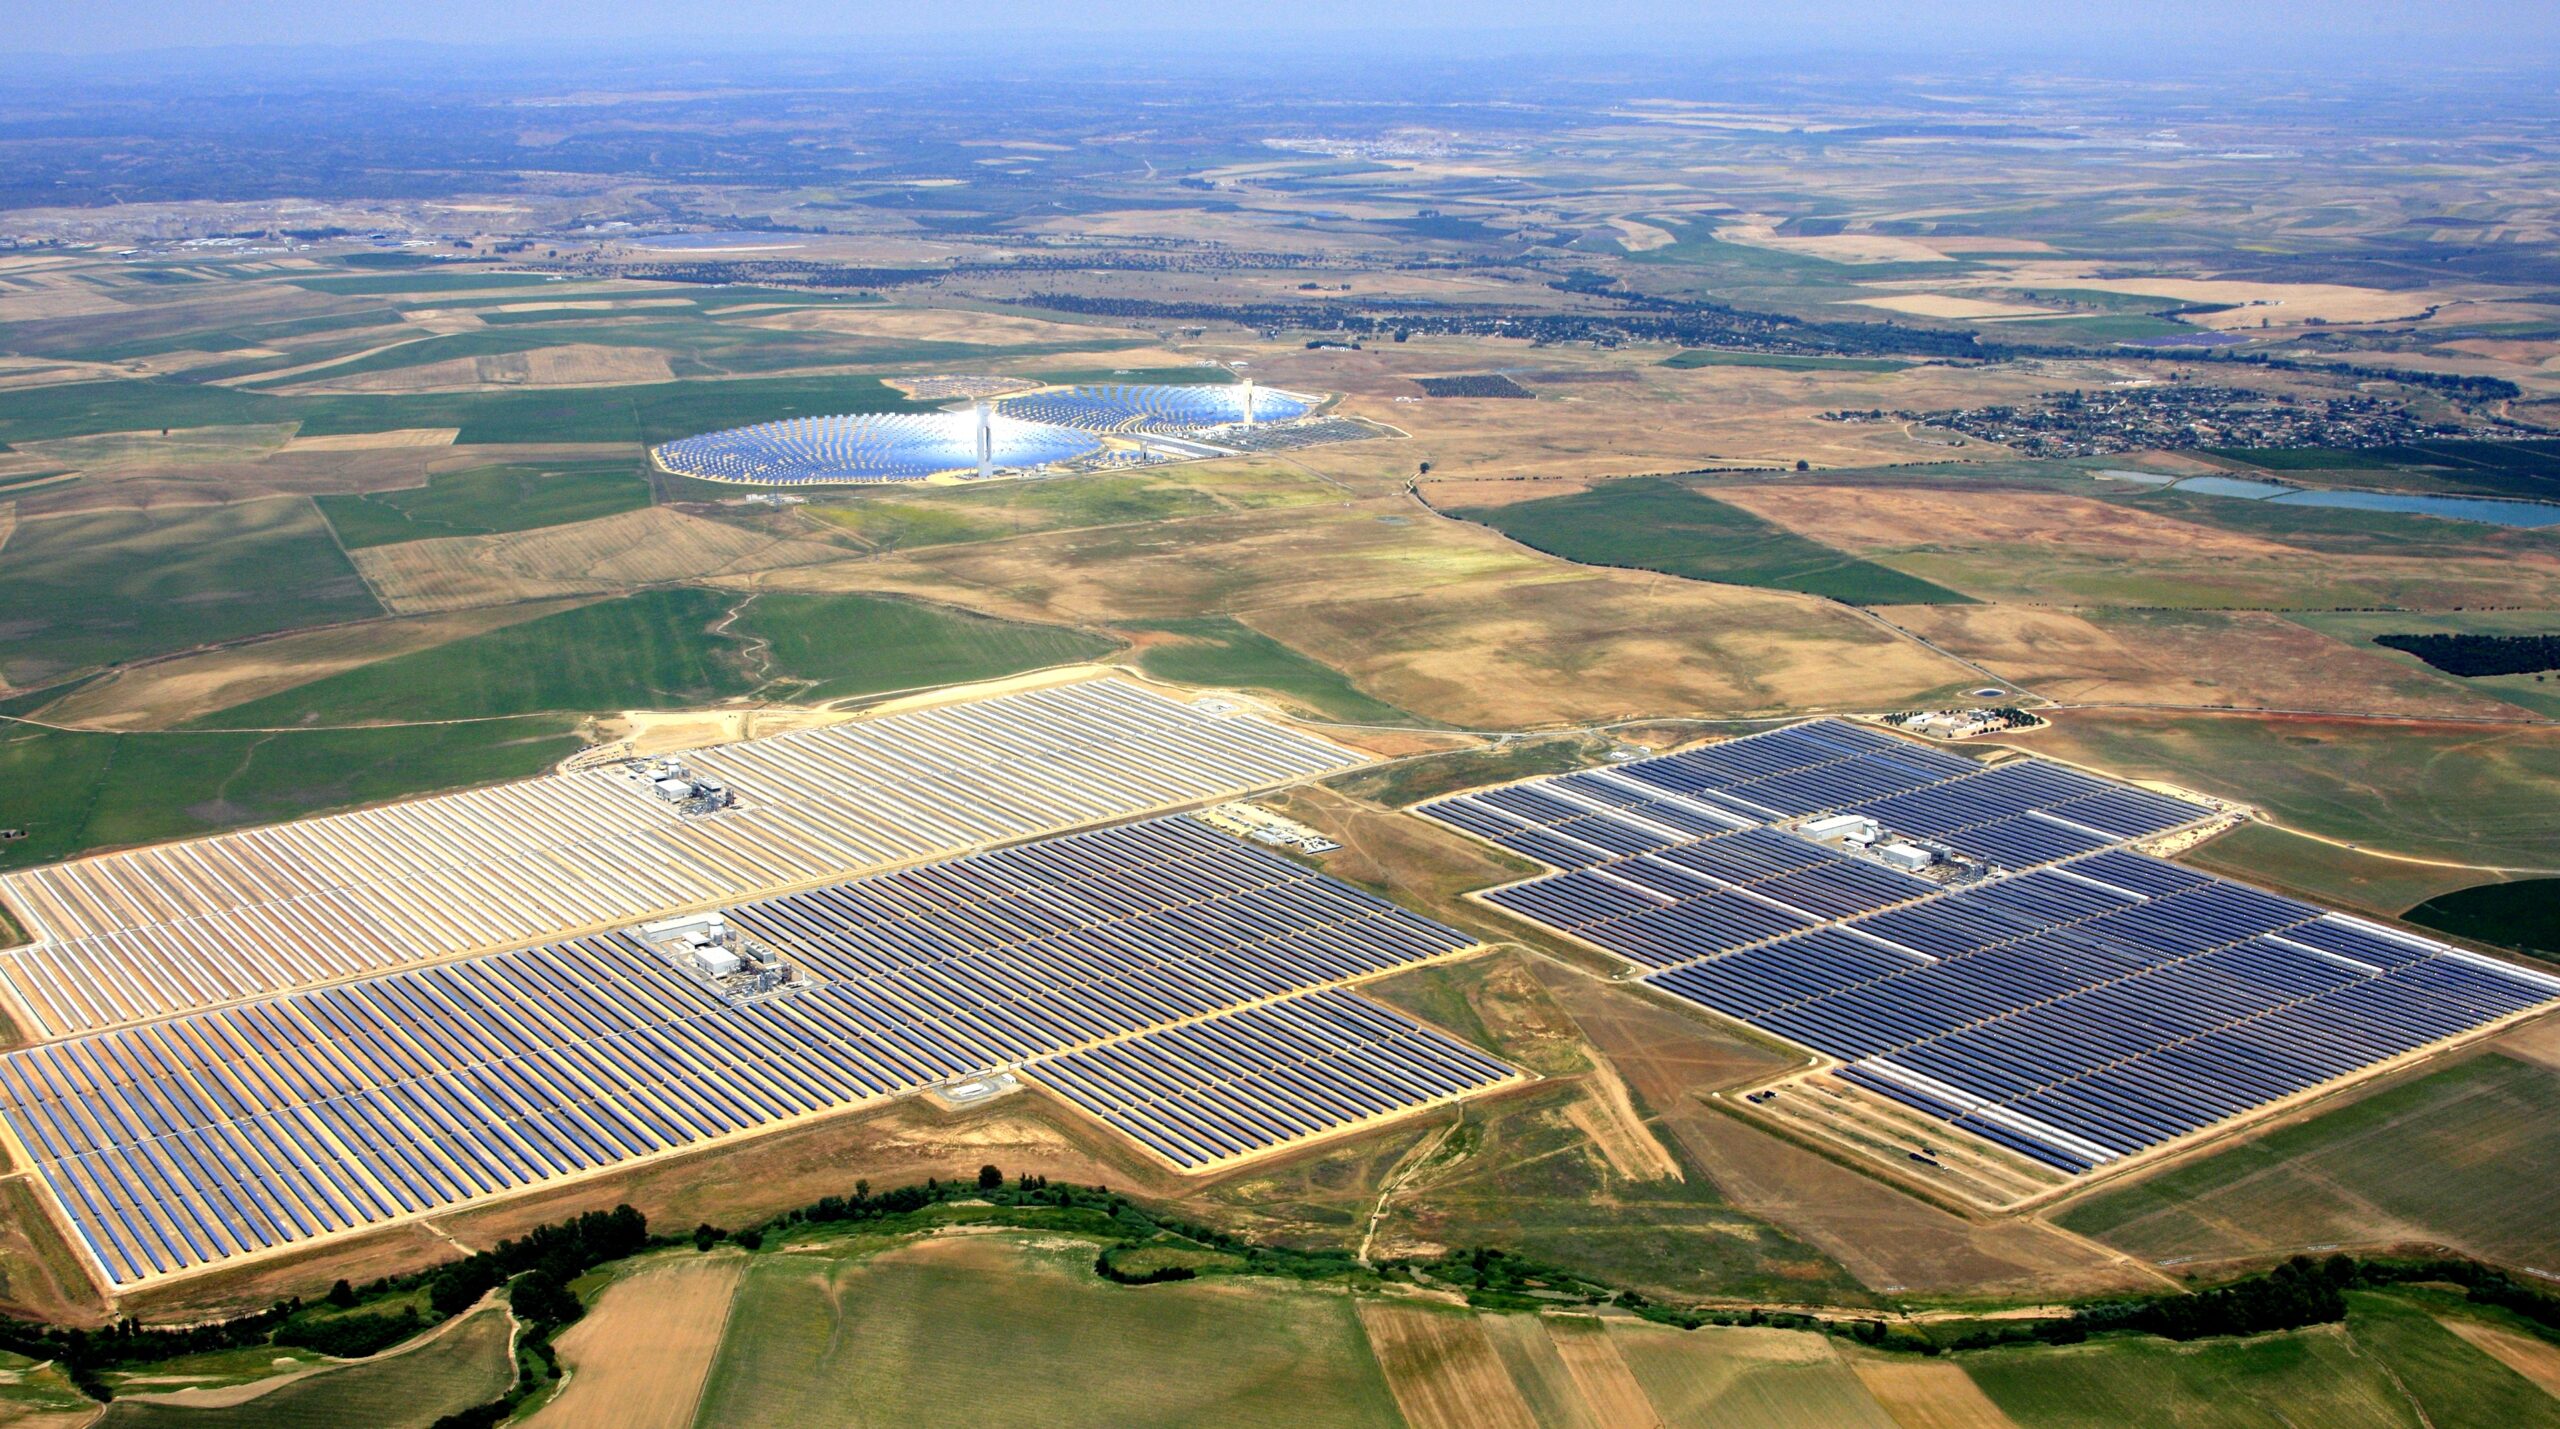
[180,587,1110,726]
[313,458,651,548]
[1999,709,2560,870]
[1879,605,2535,719]
[691,1234,1404,1428]
[751,495,1976,727]
[0,716,584,869]
[2405,878,2560,959]
[536,1255,744,1429]
[2055,1033,2560,1270]
[1130,616,1413,723]
[0,496,381,689]
[1712,478,2560,611]
[1447,476,1972,605]
[95,1300,517,1429]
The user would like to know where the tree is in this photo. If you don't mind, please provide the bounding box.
[327,1279,356,1309]
[693,1224,723,1252]
[977,1165,1004,1192]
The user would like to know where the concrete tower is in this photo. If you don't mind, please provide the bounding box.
[975,401,994,480]
[1241,376,1257,428]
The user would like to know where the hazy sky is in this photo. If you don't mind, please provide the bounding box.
[9,0,2556,65]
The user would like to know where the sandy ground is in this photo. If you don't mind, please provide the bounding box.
[534,1255,746,1429]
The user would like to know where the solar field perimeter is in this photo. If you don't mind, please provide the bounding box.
[1418,720,2560,1182]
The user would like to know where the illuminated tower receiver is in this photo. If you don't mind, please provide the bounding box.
[975,401,994,480]
[1241,377,1256,428]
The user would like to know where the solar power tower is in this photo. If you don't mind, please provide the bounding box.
[974,401,994,479]
[1241,376,1257,427]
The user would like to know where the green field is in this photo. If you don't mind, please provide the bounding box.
[95,1301,516,1429]
[1661,349,1911,372]
[313,459,652,548]
[0,373,940,448]
[2287,609,2560,719]
[194,588,1116,726]
[1130,617,1412,723]
[197,589,758,725]
[1454,477,1972,605]
[692,1235,1402,1428]
[0,497,382,688]
[1965,1317,2426,1428]
[1612,1323,1898,1427]
[0,718,583,868]
[2024,711,2560,869]
[807,471,1230,550]
[735,592,1116,702]
[2406,879,2560,959]
[2056,1050,2560,1269]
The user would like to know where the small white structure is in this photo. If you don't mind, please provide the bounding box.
[1876,841,1937,873]
[694,945,743,978]
[1801,814,1880,845]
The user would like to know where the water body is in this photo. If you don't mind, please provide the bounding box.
[2172,475,2298,500]
[2144,474,2560,529]
[2269,488,2560,529]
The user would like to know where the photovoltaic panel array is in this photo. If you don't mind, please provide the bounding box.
[1415,720,1980,871]
[1482,827,1939,970]
[0,817,1494,1288]
[1643,848,2560,1172]
[1839,761,2209,871]
[1028,988,1517,1170]
[0,680,1362,1039]
[1414,718,2553,1174]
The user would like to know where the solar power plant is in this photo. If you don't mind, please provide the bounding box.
[1412,720,2556,1176]
[989,383,1316,433]
[649,410,1104,484]
[0,680,1363,1039]
[1645,849,2560,1173]
[1415,719,2207,876]
[0,816,1497,1288]
[1028,988,1518,1171]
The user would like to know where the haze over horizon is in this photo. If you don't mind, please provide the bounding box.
[8,0,2558,72]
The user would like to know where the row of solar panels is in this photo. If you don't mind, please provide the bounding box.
[1030,989,1513,1169]
[1638,848,2560,1171]
[0,817,1494,1286]
[1482,826,1940,971]
[1417,718,2207,876]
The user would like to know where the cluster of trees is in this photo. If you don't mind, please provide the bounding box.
[2376,632,2560,677]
